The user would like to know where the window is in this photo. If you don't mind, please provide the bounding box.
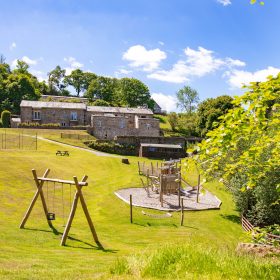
[146,123,151,129]
[120,119,125,129]
[70,112,77,121]
[61,122,66,127]
[33,111,41,120]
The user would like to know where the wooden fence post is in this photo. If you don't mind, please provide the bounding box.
[180,198,184,226]
[130,194,133,224]
[196,174,200,203]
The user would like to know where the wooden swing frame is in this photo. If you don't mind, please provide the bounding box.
[19,169,101,247]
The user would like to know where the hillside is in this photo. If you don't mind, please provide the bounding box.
[0,129,278,279]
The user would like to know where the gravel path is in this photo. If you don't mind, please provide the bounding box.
[115,186,222,211]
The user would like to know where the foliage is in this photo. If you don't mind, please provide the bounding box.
[167,112,178,131]
[196,95,235,137]
[117,77,152,108]
[177,112,199,137]
[250,0,265,5]
[252,224,280,247]
[64,69,88,97]
[0,59,153,114]
[176,85,199,113]
[85,76,117,103]
[111,244,279,279]
[1,110,11,127]
[91,99,111,107]
[198,74,280,226]
[47,65,66,95]
[84,140,137,155]
[19,122,60,128]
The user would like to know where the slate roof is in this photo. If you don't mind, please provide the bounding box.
[87,106,153,115]
[140,143,182,149]
[20,100,86,109]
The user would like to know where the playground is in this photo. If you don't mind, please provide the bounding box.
[0,128,278,279]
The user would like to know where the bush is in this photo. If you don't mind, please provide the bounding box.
[198,74,280,227]
[19,122,60,128]
[1,110,11,128]
[84,140,137,156]
[91,99,111,107]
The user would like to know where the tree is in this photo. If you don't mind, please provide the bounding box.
[91,99,110,107]
[177,113,199,137]
[48,66,66,95]
[167,112,178,131]
[64,69,87,96]
[176,86,199,113]
[1,110,11,127]
[117,77,152,108]
[13,60,29,75]
[85,76,117,103]
[5,73,38,113]
[197,75,280,225]
[196,95,234,137]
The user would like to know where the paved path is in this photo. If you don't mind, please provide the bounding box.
[37,136,122,158]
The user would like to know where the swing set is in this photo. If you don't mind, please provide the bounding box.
[19,169,102,247]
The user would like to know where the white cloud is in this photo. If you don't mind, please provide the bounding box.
[151,92,177,112]
[148,61,191,83]
[148,46,228,83]
[227,66,280,88]
[9,42,16,50]
[114,68,133,78]
[217,0,232,6]
[226,58,246,67]
[158,41,165,46]
[30,70,47,82]
[64,57,84,75]
[11,56,38,68]
[123,45,167,71]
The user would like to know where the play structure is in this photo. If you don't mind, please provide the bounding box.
[116,159,221,213]
[19,169,101,247]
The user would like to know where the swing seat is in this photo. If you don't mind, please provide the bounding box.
[47,213,55,220]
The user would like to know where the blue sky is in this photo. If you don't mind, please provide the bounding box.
[1,0,280,111]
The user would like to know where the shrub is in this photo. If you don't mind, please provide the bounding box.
[84,140,137,156]
[18,122,60,128]
[1,110,11,128]
[198,74,280,226]
[91,99,111,107]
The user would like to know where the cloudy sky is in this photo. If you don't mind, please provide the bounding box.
[1,0,279,111]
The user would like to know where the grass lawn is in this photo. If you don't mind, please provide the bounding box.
[0,128,278,279]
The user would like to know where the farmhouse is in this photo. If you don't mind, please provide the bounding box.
[19,100,160,139]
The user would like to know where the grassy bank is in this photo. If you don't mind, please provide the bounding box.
[0,128,278,279]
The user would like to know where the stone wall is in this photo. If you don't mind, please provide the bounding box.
[88,115,160,140]
[20,107,86,126]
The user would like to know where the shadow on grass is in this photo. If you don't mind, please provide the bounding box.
[220,214,240,224]
[22,226,117,253]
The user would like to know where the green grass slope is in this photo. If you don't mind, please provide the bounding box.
[0,129,278,279]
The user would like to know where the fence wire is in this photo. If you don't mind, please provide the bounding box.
[0,131,37,150]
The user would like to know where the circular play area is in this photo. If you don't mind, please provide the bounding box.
[115,160,222,212]
[115,186,221,211]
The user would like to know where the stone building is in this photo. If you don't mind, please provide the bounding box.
[20,100,86,127]
[20,100,160,139]
[87,106,160,140]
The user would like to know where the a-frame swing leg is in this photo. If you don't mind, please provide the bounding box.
[20,169,52,228]
[60,176,101,247]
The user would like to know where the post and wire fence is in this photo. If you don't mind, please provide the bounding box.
[0,130,38,150]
